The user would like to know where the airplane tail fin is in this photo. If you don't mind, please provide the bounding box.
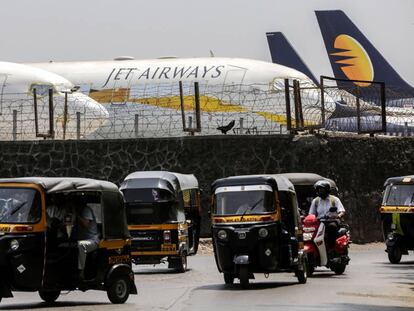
[315,10,413,93]
[266,32,319,85]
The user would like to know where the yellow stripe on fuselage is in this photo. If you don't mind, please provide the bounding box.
[90,90,247,113]
[89,88,317,126]
[256,111,319,127]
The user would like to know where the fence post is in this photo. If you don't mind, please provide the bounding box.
[284,79,292,132]
[48,88,54,139]
[76,112,81,140]
[194,82,201,132]
[355,87,361,133]
[12,110,17,141]
[380,82,386,133]
[239,117,244,134]
[63,92,68,140]
[293,80,304,129]
[134,114,139,138]
[320,76,326,127]
[179,81,186,130]
[33,88,39,137]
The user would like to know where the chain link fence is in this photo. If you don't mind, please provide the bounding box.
[1,78,414,141]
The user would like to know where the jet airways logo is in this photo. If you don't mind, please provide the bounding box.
[330,34,374,87]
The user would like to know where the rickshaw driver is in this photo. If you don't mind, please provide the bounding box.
[75,203,100,279]
[309,180,345,242]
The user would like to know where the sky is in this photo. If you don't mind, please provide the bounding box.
[0,0,413,84]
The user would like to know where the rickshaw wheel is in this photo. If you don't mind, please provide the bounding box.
[107,276,130,304]
[174,253,187,273]
[39,290,61,303]
[239,265,249,289]
[223,273,234,284]
[388,245,402,264]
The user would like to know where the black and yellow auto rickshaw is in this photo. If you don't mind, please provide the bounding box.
[281,173,338,215]
[120,171,201,272]
[211,174,307,288]
[380,175,414,263]
[0,177,137,304]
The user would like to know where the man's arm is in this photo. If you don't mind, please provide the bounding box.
[336,197,345,218]
[308,199,317,215]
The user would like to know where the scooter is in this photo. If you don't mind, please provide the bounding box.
[303,209,350,275]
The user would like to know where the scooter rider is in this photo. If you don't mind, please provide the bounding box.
[309,180,345,242]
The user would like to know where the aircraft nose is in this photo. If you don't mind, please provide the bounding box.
[54,92,108,139]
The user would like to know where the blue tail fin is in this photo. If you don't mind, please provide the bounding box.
[266,32,319,85]
[315,10,414,95]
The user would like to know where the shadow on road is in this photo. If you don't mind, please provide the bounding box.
[134,268,193,275]
[0,301,108,310]
[194,281,299,291]
[331,303,414,311]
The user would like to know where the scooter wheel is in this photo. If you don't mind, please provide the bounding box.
[295,261,308,284]
[388,245,402,264]
[331,263,346,275]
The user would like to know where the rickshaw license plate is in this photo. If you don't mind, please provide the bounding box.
[161,244,176,251]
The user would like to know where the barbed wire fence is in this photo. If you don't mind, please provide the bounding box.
[0,78,414,141]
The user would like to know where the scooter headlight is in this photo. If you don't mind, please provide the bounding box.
[258,228,268,238]
[10,239,19,251]
[303,232,313,241]
[217,230,228,240]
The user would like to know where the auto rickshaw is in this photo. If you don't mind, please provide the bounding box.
[380,175,414,263]
[210,174,308,288]
[281,173,337,216]
[0,177,137,304]
[120,171,201,272]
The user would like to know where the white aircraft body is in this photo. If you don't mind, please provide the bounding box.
[30,57,335,138]
[0,62,108,140]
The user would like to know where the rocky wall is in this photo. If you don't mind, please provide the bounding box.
[1,134,414,243]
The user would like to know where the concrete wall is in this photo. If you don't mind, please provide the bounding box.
[1,134,413,243]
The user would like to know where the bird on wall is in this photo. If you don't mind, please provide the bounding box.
[217,120,235,134]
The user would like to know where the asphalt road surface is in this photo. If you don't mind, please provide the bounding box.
[1,243,414,311]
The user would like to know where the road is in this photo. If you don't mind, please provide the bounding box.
[1,243,414,311]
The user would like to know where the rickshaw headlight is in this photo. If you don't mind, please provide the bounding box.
[258,228,268,238]
[217,230,228,240]
[10,239,19,251]
[303,232,313,241]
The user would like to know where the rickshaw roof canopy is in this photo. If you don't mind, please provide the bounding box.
[212,174,295,193]
[0,177,119,193]
[384,175,414,186]
[121,171,199,191]
[281,173,337,190]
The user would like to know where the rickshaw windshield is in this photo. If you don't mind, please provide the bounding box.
[214,189,274,216]
[123,188,184,224]
[0,188,41,224]
[384,184,414,206]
